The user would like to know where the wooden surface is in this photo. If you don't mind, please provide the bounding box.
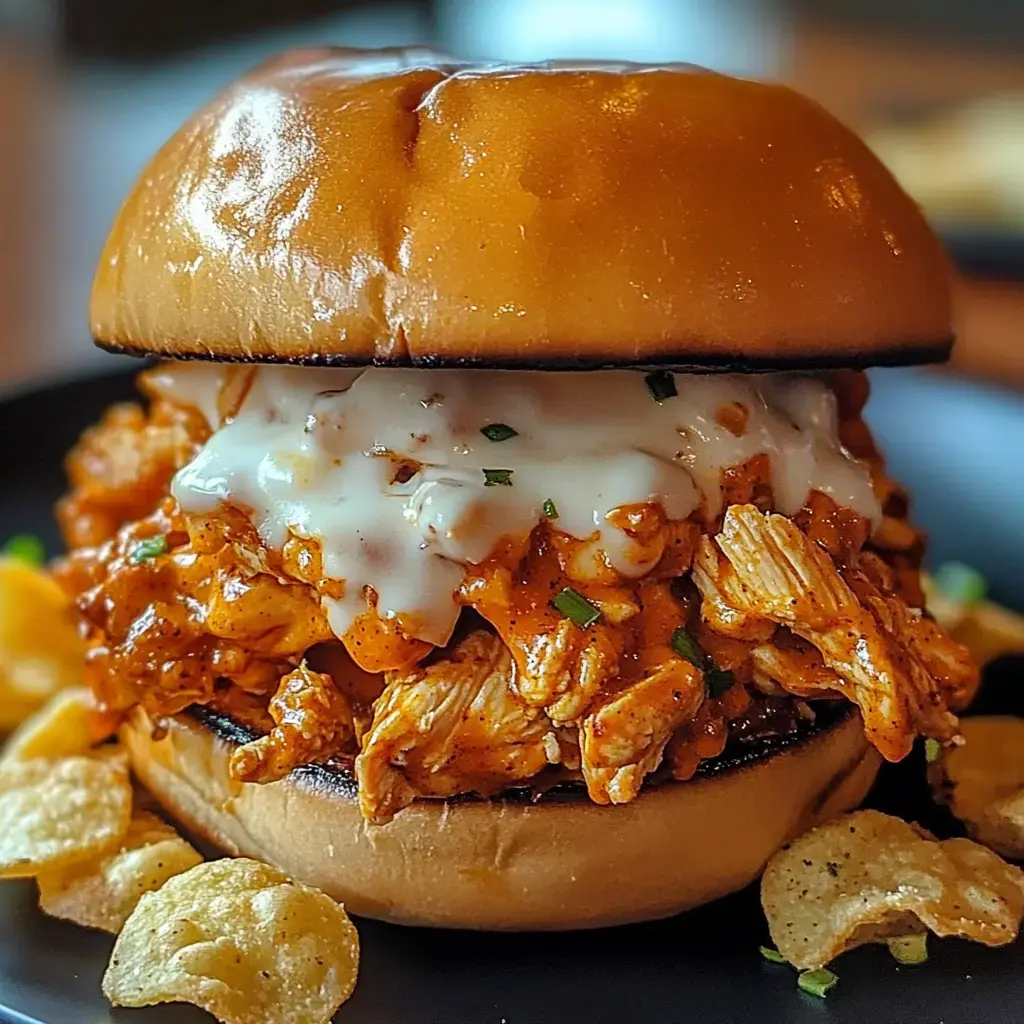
[949,276,1024,390]
[0,52,38,386]
[791,28,1024,392]
[790,26,1024,127]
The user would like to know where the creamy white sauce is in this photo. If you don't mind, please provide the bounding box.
[145,362,224,428]
[166,365,879,646]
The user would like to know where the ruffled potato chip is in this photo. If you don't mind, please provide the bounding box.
[930,716,1024,858]
[103,857,359,1024]
[0,558,84,731]
[37,810,203,933]
[2,687,112,762]
[762,809,1024,970]
[0,754,132,877]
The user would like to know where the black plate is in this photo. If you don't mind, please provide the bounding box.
[1,370,1023,1024]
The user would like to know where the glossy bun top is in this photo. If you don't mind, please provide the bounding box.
[90,47,953,369]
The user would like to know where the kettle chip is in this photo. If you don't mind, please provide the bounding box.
[761,809,1024,970]
[0,558,84,731]
[37,810,203,933]
[928,715,1024,858]
[103,857,360,1024]
[2,687,112,762]
[0,753,132,878]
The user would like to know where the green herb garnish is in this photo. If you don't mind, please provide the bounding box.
[707,667,735,698]
[671,627,734,697]
[542,498,559,519]
[644,370,677,404]
[759,946,787,964]
[887,934,928,965]
[552,587,601,629]
[933,561,987,607]
[480,423,518,443]
[129,535,169,564]
[670,627,704,666]
[1,534,45,566]
[924,737,942,763]
[482,469,514,487]
[797,969,838,999]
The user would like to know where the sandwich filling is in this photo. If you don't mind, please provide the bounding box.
[55,366,976,823]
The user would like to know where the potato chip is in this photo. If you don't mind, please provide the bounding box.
[761,809,1024,970]
[0,558,84,731]
[0,754,132,877]
[103,857,359,1024]
[924,576,1024,666]
[930,716,1024,858]
[37,810,203,933]
[952,601,1024,666]
[0,658,67,732]
[2,687,112,762]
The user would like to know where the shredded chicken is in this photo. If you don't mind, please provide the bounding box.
[57,500,333,717]
[750,635,849,700]
[510,616,583,708]
[698,574,776,642]
[462,517,697,729]
[844,554,978,710]
[58,400,207,549]
[544,626,622,726]
[304,643,385,743]
[356,630,555,824]
[467,583,624,726]
[581,656,705,803]
[693,504,959,760]
[53,373,974,823]
[231,664,355,783]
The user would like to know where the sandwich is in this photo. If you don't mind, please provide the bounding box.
[54,48,977,929]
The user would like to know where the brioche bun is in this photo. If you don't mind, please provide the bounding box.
[91,48,952,370]
[122,704,879,930]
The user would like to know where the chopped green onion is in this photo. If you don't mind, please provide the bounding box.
[552,587,601,629]
[645,370,677,404]
[670,627,704,667]
[924,737,942,763]
[2,534,45,566]
[129,535,169,565]
[707,667,734,698]
[888,934,928,965]
[671,628,735,697]
[482,469,514,487]
[542,498,559,519]
[933,561,987,607]
[797,968,838,998]
[480,423,518,443]
[759,946,787,964]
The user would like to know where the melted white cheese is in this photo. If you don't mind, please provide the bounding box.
[167,365,879,646]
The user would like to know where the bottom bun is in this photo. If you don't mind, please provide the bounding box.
[122,704,879,930]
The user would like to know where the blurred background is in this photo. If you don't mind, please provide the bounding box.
[0,0,1021,601]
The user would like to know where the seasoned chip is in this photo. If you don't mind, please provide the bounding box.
[0,754,132,877]
[103,858,360,1024]
[762,809,1024,970]
[37,810,202,933]
[930,716,1024,858]
[0,558,84,730]
[2,687,112,762]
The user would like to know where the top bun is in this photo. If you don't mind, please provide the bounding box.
[90,48,953,369]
